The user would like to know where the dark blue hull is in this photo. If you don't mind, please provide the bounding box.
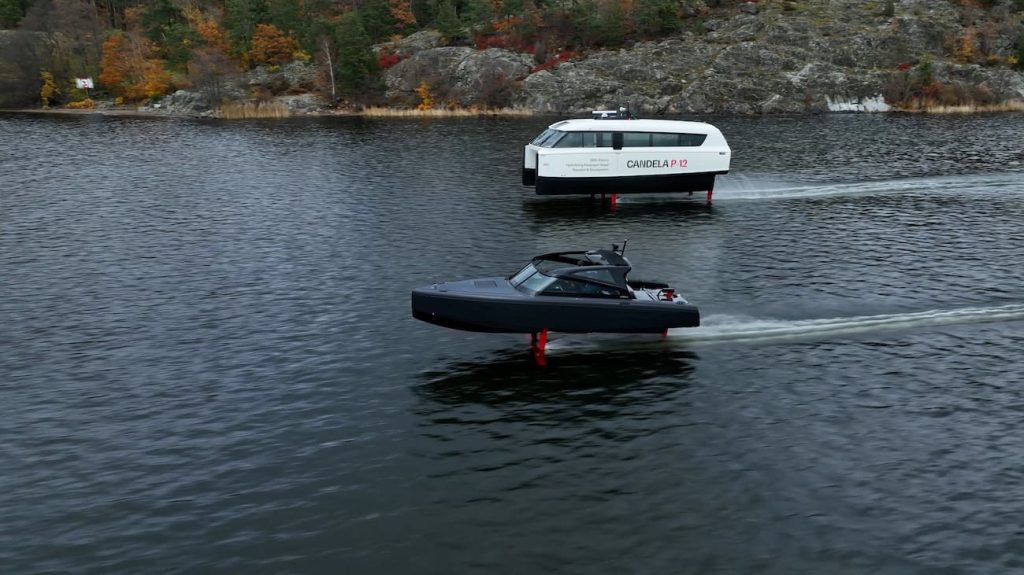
[412,278,700,334]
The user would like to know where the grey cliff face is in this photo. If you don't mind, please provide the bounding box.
[384,47,533,107]
[382,0,1024,114]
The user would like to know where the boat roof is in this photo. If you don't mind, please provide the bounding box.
[535,249,630,268]
[548,118,717,134]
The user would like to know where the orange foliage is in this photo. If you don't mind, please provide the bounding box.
[98,24,173,101]
[250,23,297,66]
[197,17,230,52]
[493,16,523,33]
[99,32,126,89]
[389,0,417,27]
[117,60,172,100]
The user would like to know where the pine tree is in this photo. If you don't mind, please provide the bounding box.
[435,0,462,43]
[335,11,376,95]
[360,0,397,43]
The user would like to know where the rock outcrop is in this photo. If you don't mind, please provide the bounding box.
[382,0,1024,114]
[384,46,534,107]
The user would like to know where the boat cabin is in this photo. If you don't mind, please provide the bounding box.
[510,250,634,299]
[522,114,731,199]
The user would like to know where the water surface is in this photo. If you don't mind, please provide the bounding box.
[2,112,1024,573]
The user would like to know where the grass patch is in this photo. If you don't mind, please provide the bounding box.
[219,101,291,119]
[894,100,1024,113]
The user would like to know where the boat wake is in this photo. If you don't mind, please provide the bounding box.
[669,303,1024,345]
[712,173,1024,201]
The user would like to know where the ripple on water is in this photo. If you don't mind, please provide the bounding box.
[2,112,1024,573]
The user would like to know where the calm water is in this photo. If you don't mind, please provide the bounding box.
[2,111,1024,574]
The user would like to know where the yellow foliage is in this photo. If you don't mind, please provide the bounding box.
[1009,55,1020,67]
[415,80,433,110]
[954,26,978,63]
[39,70,58,108]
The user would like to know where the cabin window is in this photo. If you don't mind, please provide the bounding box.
[616,132,709,147]
[573,269,618,285]
[679,133,708,146]
[582,132,613,147]
[541,277,619,298]
[651,133,678,147]
[622,132,652,147]
[553,131,584,148]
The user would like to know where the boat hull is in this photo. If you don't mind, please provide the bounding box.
[531,171,722,195]
[412,281,700,334]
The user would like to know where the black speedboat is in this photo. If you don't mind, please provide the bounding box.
[411,245,700,336]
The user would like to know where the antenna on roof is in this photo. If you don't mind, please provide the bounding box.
[614,239,628,255]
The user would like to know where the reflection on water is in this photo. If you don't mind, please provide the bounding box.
[417,347,697,409]
[521,195,715,223]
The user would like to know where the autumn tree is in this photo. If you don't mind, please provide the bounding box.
[99,31,126,90]
[97,8,173,102]
[39,70,58,108]
[189,17,238,102]
[249,23,297,66]
[389,0,417,31]
[223,0,268,60]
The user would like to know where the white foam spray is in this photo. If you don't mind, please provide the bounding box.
[711,173,1023,202]
[669,303,1024,345]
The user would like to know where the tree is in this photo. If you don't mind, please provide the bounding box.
[223,0,268,59]
[249,22,296,65]
[267,0,303,38]
[140,0,196,70]
[334,11,375,95]
[189,17,238,103]
[359,0,396,42]
[39,70,58,107]
[99,30,126,90]
[436,0,462,42]
[0,0,25,28]
[410,0,435,27]
[633,0,679,38]
[388,0,417,31]
[97,9,173,102]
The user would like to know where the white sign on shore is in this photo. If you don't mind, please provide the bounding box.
[75,77,94,89]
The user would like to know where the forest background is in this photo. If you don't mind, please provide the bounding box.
[2,0,1024,114]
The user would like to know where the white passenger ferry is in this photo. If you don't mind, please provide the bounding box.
[522,109,731,201]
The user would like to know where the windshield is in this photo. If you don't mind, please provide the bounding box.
[510,263,538,286]
[530,129,565,148]
[510,262,560,294]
